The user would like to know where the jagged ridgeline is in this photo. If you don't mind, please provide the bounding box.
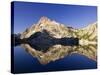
[18,17,97,64]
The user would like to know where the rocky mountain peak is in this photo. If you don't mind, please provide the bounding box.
[39,16,50,23]
[38,16,51,25]
[20,17,97,64]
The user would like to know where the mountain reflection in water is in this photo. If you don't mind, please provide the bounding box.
[14,46,97,73]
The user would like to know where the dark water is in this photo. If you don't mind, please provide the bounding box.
[14,46,97,74]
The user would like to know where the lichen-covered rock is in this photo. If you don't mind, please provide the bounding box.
[20,17,97,64]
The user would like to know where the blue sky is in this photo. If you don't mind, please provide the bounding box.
[12,1,97,33]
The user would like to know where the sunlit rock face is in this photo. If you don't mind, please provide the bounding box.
[20,17,97,64]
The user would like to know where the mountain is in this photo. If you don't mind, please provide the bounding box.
[20,17,97,64]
